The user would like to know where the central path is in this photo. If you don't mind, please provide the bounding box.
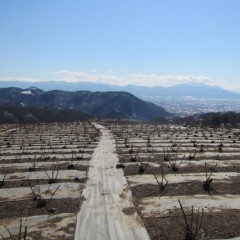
[74,124,150,240]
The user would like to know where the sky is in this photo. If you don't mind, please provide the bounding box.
[0,0,240,90]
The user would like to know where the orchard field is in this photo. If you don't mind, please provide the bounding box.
[0,122,100,239]
[0,121,240,240]
[107,121,240,240]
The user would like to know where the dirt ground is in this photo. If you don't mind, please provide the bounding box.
[143,209,240,240]
[0,122,100,239]
[109,122,240,240]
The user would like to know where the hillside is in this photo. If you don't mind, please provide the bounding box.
[0,87,171,121]
[0,105,91,124]
[174,111,240,127]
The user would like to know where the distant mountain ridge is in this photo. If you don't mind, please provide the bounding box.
[0,81,239,99]
[0,87,171,121]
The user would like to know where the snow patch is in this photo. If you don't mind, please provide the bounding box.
[21,90,33,95]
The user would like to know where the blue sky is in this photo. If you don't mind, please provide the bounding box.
[0,0,240,90]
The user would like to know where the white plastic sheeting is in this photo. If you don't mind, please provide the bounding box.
[74,124,150,240]
[127,172,240,187]
[0,182,83,202]
[139,194,240,218]
[0,213,76,239]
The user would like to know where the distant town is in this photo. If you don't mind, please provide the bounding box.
[144,97,240,117]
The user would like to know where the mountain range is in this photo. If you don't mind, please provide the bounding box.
[0,81,239,99]
[0,87,171,121]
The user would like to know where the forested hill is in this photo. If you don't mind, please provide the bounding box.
[0,87,171,121]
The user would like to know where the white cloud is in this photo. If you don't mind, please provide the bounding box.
[215,82,240,92]
[127,74,214,87]
[52,70,215,87]
[1,71,239,92]
[52,70,126,85]
[0,76,40,82]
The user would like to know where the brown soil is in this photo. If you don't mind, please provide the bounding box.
[0,162,89,175]
[123,164,240,176]
[27,232,75,240]
[0,123,100,238]
[0,157,91,165]
[0,177,87,188]
[122,206,136,215]
[113,123,240,240]
[0,198,81,219]
[131,178,240,199]
[143,209,240,240]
